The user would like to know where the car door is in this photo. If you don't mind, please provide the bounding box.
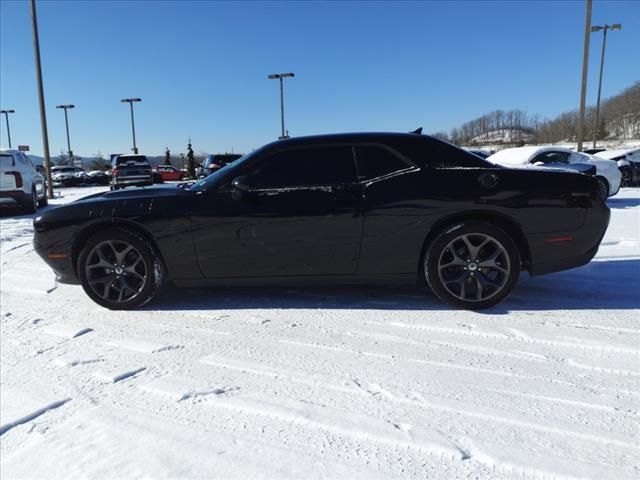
[354,144,425,275]
[191,144,364,278]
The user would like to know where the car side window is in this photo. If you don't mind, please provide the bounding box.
[570,152,590,163]
[532,152,570,164]
[355,145,412,180]
[247,146,357,189]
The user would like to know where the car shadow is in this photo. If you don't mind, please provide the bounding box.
[146,258,639,314]
[607,196,640,209]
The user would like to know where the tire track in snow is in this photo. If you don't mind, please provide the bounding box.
[369,321,639,355]
[279,339,629,417]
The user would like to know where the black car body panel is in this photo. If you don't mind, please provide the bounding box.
[34,133,610,288]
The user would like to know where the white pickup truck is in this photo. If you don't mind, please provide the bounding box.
[0,150,47,213]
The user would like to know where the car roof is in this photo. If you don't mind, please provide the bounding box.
[272,132,424,146]
[595,148,639,159]
[487,146,575,165]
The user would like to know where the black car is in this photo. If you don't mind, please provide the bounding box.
[110,154,153,190]
[33,132,609,310]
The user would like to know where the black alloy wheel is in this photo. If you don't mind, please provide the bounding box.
[424,222,520,309]
[78,229,164,309]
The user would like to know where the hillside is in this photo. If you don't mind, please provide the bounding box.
[435,81,640,146]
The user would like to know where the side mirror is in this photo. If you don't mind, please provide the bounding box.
[232,175,251,192]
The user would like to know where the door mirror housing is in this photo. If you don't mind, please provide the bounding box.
[232,175,252,193]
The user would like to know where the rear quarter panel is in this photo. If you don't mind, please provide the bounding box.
[358,166,599,275]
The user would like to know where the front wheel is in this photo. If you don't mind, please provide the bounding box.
[424,222,520,310]
[77,229,164,310]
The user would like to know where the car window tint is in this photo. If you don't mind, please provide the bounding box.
[397,137,490,168]
[249,146,357,188]
[0,154,15,167]
[355,145,410,180]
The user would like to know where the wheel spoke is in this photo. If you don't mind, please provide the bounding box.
[461,234,490,261]
[478,249,508,273]
[115,244,134,265]
[88,247,113,270]
[441,248,468,268]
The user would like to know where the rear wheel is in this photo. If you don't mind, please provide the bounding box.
[77,229,164,310]
[595,176,609,200]
[24,187,37,213]
[37,193,48,208]
[424,222,520,309]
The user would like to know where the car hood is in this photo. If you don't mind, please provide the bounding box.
[74,185,192,204]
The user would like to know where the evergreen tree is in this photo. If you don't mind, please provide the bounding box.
[164,147,172,166]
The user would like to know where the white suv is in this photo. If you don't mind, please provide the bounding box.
[0,150,47,213]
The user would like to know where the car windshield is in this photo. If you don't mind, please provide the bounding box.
[191,148,263,190]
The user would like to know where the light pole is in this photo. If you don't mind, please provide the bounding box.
[268,72,295,139]
[30,0,53,199]
[0,109,15,149]
[121,98,141,154]
[591,23,622,148]
[56,104,75,164]
[577,0,592,152]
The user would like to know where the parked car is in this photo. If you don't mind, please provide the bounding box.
[153,165,185,182]
[487,146,621,199]
[110,154,153,190]
[33,132,610,311]
[593,148,640,187]
[51,166,86,187]
[197,153,243,178]
[1,149,47,212]
[88,170,110,186]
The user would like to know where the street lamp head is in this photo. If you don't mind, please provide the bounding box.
[268,73,295,79]
[56,104,75,109]
[121,98,142,103]
[1,109,15,114]
[591,25,603,32]
[611,24,622,31]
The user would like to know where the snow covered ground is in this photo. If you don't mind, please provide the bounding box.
[1,186,638,479]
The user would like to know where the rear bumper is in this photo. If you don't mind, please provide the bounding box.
[113,176,153,187]
[528,202,610,276]
[0,190,30,207]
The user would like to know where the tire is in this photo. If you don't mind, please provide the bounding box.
[38,193,48,208]
[77,229,164,310]
[595,176,609,200]
[24,187,37,214]
[424,222,520,310]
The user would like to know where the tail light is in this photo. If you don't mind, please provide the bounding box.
[5,171,23,188]
[112,167,119,176]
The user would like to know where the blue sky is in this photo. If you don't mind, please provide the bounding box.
[1,0,638,156]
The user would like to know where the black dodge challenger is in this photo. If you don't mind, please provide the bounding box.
[34,132,610,310]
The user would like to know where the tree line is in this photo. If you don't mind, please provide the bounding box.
[432,81,640,146]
